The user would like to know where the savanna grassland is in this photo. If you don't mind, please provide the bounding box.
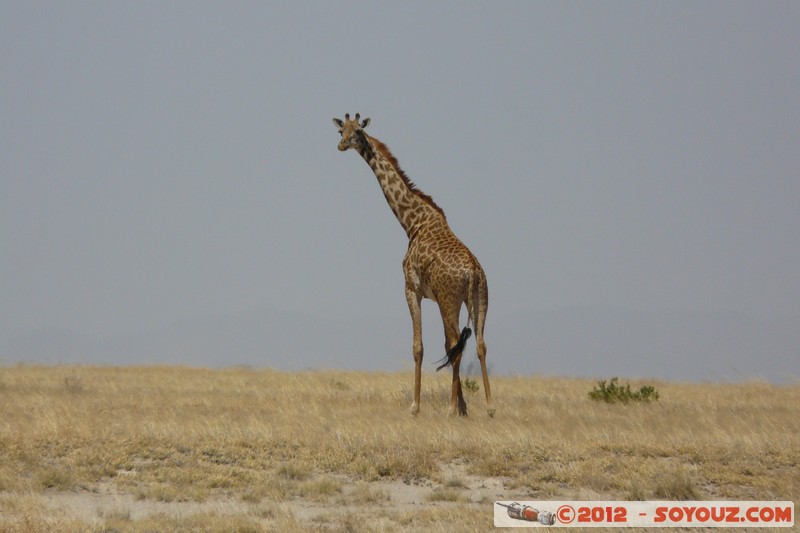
[0,365,797,532]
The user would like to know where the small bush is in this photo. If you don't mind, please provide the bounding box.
[463,378,480,394]
[589,377,659,404]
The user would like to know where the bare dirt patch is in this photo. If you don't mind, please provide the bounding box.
[28,464,512,531]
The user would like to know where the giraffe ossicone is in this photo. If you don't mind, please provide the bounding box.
[333,113,494,417]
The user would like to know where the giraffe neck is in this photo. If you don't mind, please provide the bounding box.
[355,132,445,239]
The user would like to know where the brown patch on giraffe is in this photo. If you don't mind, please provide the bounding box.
[367,136,446,219]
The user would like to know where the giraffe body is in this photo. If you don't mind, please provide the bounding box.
[333,113,493,417]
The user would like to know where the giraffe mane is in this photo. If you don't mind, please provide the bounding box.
[367,136,446,218]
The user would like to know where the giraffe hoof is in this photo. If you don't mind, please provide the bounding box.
[486,407,496,418]
[409,403,419,416]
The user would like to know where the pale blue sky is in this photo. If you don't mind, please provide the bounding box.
[2,2,798,381]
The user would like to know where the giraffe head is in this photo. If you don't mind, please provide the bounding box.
[332,113,371,152]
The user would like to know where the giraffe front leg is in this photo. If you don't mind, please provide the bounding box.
[406,289,423,415]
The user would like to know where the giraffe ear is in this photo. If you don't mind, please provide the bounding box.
[332,118,344,129]
[360,117,371,129]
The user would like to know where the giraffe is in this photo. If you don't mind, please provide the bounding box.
[332,113,494,417]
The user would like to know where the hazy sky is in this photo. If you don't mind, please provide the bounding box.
[2,2,798,380]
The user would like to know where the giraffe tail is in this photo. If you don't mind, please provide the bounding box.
[435,327,472,371]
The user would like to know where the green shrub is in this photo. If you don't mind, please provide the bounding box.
[589,377,659,404]
[463,377,480,394]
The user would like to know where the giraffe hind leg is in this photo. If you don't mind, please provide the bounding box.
[476,329,494,417]
[452,350,468,417]
[468,272,494,417]
[438,304,469,416]
[475,305,494,417]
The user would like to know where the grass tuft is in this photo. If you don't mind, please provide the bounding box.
[653,469,699,500]
[277,462,311,481]
[62,374,85,394]
[427,487,464,502]
[348,483,391,503]
[297,476,342,501]
[35,467,75,490]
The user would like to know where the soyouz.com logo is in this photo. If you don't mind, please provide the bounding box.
[493,501,794,528]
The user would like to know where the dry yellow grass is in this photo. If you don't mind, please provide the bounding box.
[0,365,798,531]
